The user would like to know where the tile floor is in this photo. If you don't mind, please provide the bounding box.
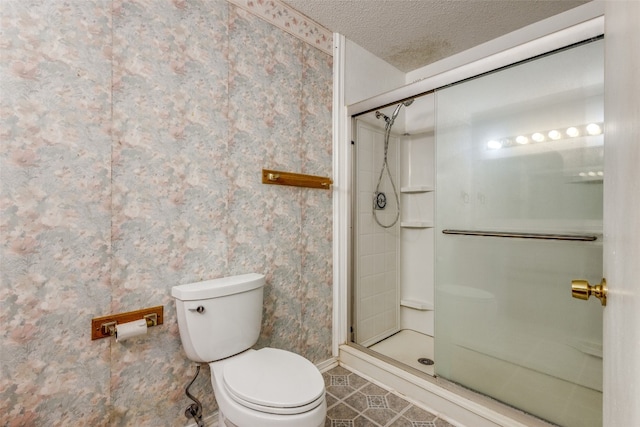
[323,366,455,427]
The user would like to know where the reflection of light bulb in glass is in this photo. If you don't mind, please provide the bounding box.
[597,171,604,176]
[515,135,528,144]
[586,123,602,135]
[532,133,545,142]
[588,171,597,177]
[566,127,580,137]
[548,130,561,140]
[579,172,587,177]
[487,140,502,150]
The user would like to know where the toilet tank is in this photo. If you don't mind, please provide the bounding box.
[171,273,265,363]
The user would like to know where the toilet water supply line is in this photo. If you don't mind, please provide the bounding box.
[184,364,205,427]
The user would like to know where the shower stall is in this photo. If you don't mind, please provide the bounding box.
[350,37,604,427]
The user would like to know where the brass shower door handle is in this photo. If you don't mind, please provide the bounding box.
[571,278,607,306]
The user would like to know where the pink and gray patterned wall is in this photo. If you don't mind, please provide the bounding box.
[0,0,333,425]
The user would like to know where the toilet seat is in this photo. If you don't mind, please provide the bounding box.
[222,348,325,415]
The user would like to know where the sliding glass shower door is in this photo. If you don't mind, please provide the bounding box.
[435,39,604,427]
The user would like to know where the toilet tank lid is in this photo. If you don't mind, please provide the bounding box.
[171,273,265,301]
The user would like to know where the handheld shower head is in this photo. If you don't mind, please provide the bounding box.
[376,99,414,128]
[391,99,414,122]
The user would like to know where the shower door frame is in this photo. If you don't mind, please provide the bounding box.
[343,10,605,348]
[332,3,638,425]
[340,4,605,348]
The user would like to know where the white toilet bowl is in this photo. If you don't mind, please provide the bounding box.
[210,348,326,427]
[171,274,327,427]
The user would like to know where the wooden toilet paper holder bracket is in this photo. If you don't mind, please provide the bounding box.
[91,306,163,340]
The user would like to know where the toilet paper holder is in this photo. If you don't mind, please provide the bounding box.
[100,314,156,337]
[91,306,164,340]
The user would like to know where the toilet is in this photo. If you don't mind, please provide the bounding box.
[171,273,326,427]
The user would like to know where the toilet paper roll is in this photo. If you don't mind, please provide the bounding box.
[116,318,147,342]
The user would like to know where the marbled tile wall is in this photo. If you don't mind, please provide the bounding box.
[0,1,333,425]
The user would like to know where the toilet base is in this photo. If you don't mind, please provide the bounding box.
[218,411,238,427]
[217,409,324,427]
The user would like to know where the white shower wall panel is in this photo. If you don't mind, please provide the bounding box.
[355,122,400,347]
[399,97,436,336]
[400,227,435,335]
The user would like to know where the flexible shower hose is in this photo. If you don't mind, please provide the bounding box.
[374,121,401,229]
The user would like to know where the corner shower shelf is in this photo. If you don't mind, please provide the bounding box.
[401,221,434,229]
[400,299,434,311]
[400,186,434,193]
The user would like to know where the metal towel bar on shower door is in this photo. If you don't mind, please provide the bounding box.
[441,229,598,241]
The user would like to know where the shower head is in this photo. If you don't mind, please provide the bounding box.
[375,99,413,127]
[375,111,390,123]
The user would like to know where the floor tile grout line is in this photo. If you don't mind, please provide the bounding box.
[382,410,406,427]
[359,412,384,427]
[330,393,382,426]
[383,402,414,426]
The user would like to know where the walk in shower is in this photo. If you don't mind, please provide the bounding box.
[350,38,604,427]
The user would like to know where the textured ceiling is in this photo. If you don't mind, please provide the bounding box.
[283,0,589,72]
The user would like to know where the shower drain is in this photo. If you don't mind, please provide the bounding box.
[418,357,435,366]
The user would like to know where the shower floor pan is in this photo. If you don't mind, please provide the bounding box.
[369,329,435,376]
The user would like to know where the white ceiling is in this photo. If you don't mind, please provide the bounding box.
[283,0,589,72]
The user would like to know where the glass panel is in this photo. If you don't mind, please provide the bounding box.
[435,39,603,427]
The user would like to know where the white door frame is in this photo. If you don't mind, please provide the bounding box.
[603,2,640,426]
